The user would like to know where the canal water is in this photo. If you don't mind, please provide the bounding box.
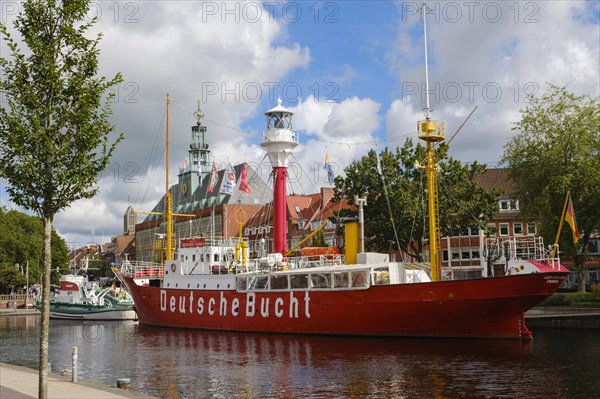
[1,315,598,398]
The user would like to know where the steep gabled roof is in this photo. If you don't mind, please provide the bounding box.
[144,163,272,222]
[472,168,515,199]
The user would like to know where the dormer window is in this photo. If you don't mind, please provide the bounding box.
[499,199,519,212]
[294,205,301,213]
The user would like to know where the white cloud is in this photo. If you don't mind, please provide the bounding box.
[288,95,382,191]
[387,1,599,163]
[46,1,311,243]
[2,1,598,245]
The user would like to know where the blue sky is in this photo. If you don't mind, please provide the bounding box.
[1,1,599,246]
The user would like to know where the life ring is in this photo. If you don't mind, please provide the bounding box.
[171,263,176,272]
[507,266,519,275]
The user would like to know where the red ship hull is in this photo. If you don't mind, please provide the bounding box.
[118,271,567,339]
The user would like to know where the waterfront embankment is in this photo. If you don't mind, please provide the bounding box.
[525,306,600,329]
[0,362,158,399]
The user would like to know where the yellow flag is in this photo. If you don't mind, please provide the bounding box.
[564,196,580,245]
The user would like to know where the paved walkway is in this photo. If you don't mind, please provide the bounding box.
[0,363,157,399]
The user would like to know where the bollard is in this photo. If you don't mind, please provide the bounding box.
[117,378,130,390]
[71,346,78,383]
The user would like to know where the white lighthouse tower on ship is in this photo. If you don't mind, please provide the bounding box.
[261,99,299,254]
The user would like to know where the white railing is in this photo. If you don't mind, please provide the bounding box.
[120,261,164,278]
[485,236,562,269]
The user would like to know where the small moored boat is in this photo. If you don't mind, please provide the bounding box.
[35,273,136,320]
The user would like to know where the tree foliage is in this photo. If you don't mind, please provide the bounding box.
[0,208,69,291]
[0,1,122,396]
[502,84,600,288]
[0,0,123,215]
[311,229,328,247]
[334,139,499,261]
[0,268,26,294]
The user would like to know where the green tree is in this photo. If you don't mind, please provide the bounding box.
[335,140,499,261]
[502,84,600,292]
[311,229,328,247]
[0,208,69,287]
[0,267,26,294]
[0,1,123,396]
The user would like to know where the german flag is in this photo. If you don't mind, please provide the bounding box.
[565,196,580,245]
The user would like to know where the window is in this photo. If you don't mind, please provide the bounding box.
[270,275,288,290]
[588,239,600,255]
[351,271,368,288]
[461,250,470,260]
[236,277,247,291]
[333,272,349,288]
[452,250,460,260]
[513,223,523,235]
[442,250,449,261]
[294,205,301,213]
[290,274,308,289]
[310,273,330,289]
[527,222,536,235]
[499,199,519,211]
[471,249,480,259]
[250,276,269,290]
[252,227,256,235]
[298,220,305,229]
[499,223,509,236]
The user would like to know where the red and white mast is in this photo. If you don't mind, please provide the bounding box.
[261,99,298,254]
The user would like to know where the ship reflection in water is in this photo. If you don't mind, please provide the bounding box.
[1,316,598,398]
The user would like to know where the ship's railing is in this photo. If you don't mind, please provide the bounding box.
[484,236,562,269]
[178,236,249,248]
[291,254,346,269]
[120,260,164,278]
[240,254,346,274]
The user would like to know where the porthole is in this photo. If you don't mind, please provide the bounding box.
[187,284,190,288]
[175,283,178,288]
[197,284,200,288]
[227,284,230,288]
[203,284,206,288]
[217,284,220,288]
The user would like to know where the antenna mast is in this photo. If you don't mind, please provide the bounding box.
[417,2,445,282]
[422,2,432,120]
[165,94,174,261]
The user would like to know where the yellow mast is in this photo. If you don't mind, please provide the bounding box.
[165,94,174,261]
[417,3,445,282]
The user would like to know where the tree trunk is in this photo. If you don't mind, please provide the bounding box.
[576,253,586,293]
[38,217,52,399]
[577,268,586,293]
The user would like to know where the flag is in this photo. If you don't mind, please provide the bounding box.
[565,196,580,245]
[208,161,218,193]
[238,163,250,194]
[324,154,334,184]
[219,162,236,195]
